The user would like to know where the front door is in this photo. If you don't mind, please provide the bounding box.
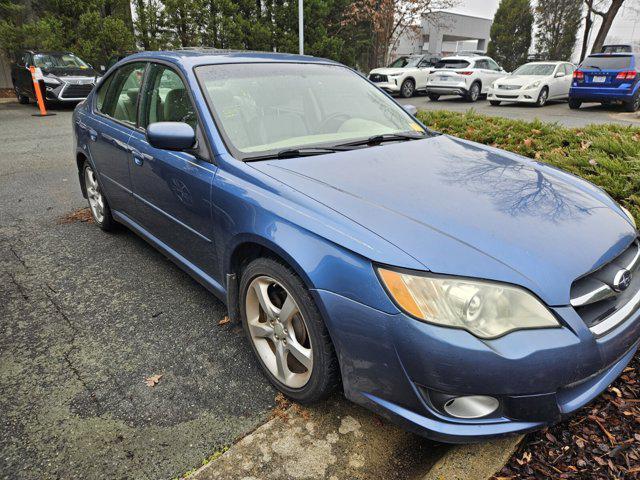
[127,63,218,276]
[85,61,147,214]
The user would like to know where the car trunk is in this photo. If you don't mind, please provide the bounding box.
[578,55,635,89]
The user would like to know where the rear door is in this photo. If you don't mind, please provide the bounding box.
[127,62,218,274]
[580,55,634,89]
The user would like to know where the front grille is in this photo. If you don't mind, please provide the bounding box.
[498,85,521,90]
[60,83,94,99]
[497,94,519,99]
[369,74,388,83]
[571,240,640,335]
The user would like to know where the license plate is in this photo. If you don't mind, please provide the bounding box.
[593,76,607,83]
[438,76,452,82]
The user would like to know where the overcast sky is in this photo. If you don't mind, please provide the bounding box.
[451,0,640,46]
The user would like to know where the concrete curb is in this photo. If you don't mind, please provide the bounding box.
[188,395,523,480]
[422,435,524,480]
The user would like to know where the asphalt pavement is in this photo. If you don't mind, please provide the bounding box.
[0,100,277,479]
[397,94,640,128]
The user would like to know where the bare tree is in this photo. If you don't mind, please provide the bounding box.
[581,0,637,59]
[342,0,459,68]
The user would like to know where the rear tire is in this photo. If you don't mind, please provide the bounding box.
[489,100,501,106]
[465,82,481,102]
[427,93,440,101]
[400,79,415,98]
[568,99,582,110]
[623,93,640,112]
[239,257,340,404]
[83,161,116,231]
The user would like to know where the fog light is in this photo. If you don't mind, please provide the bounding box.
[443,395,499,419]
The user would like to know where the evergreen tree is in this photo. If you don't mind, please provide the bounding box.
[534,0,582,60]
[487,0,533,72]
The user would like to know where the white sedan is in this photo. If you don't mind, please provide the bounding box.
[487,62,576,107]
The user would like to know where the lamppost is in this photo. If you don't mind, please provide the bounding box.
[299,0,304,55]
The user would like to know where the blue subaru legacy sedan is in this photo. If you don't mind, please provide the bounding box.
[73,50,640,443]
[569,53,640,111]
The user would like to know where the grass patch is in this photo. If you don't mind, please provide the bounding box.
[173,446,229,480]
[416,110,640,223]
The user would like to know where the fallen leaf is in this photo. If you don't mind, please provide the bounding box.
[523,138,534,148]
[589,158,598,166]
[218,316,230,325]
[610,386,622,398]
[531,129,542,135]
[145,374,162,387]
[581,140,592,150]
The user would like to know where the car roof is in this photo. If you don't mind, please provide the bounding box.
[123,49,341,67]
[524,61,566,65]
[439,55,490,61]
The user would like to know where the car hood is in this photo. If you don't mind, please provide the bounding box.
[250,135,635,305]
[497,75,549,85]
[41,66,98,78]
[370,68,411,76]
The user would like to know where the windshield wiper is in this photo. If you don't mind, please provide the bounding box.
[243,146,351,162]
[334,132,428,148]
[585,65,602,70]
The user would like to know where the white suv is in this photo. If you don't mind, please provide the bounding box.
[368,54,441,98]
[426,56,507,102]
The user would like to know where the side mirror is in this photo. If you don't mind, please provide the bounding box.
[555,71,566,78]
[403,104,418,116]
[146,122,195,151]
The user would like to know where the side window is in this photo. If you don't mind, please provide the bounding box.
[564,64,575,75]
[475,59,489,70]
[487,59,500,71]
[97,62,146,126]
[140,64,197,130]
[22,53,31,66]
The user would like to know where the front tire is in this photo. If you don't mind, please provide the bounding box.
[465,82,480,102]
[568,99,582,110]
[239,257,339,404]
[14,86,29,104]
[83,161,116,231]
[400,79,415,98]
[535,87,549,107]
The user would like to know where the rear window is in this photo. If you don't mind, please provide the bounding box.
[580,55,632,70]
[435,59,470,69]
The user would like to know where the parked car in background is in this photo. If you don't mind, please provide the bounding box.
[368,54,441,98]
[11,50,98,105]
[601,44,633,54]
[487,62,575,107]
[74,50,640,443]
[426,55,506,102]
[569,53,640,111]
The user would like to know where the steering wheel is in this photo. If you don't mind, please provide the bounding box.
[318,113,351,133]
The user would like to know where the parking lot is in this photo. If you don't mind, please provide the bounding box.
[0,100,279,479]
[397,95,640,128]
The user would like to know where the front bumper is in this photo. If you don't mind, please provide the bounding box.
[487,87,540,103]
[42,79,95,102]
[371,81,401,93]
[315,287,640,443]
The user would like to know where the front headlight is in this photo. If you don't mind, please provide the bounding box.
[43,75,61,85]
[525,81,541,89]
[378,268,559,339]
[621,206,637,228]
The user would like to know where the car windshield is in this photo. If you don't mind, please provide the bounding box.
[581,55,632,70]
[33,53,90,69]
[512,63,556,76]
[434,59,470,69]
[196,63,426,159]
[387,56,421,68]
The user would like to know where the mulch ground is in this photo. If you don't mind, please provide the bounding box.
[494,353,640,479]
[0,88,14,98]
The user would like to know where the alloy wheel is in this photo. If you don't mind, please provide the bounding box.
[537,89,548,107]
[469,84,480,101]
[84,166,105,224]
[402,80,415,98]
[245,275,313,388]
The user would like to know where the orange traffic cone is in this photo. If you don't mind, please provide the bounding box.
[29,66,56,117]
